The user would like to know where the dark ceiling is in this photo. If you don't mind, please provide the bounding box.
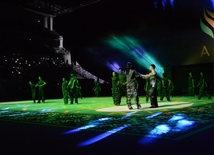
[0,0,104,17]
[0,0,108,54]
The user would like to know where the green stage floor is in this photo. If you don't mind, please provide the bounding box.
[0,96,214,139]
[0,96,214,154]
[0,96,212,115]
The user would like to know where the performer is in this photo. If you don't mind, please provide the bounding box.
[68,72,78,104]
[134,78,140,103]
[188,72,195,97]
[157,78,162,97]
[36,76,46,103]
[125,62,141,110]
[160,73,170,101]
[76,80,82,99]
[144,73,150,102]
[62,77,69,105]
[93,79,101,97]
[118,68,126,105]
[204,80,211,99]
[141,64,158,108]
[29,81,36,103]
[168,78,174,97]
[111,72,120,105]
[197,72,211,99]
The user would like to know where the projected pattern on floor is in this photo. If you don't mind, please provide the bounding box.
[0,103,214,141]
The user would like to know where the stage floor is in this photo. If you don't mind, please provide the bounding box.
[0,95,212,114]
[0,96,214,155]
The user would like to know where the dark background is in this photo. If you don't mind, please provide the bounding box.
[0,0,214,101]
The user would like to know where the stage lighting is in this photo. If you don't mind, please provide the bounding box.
[146,112,163,119]
[139,124,171,144]
[211,0,214,9]
[168,113,185,123]
[106,36,164,77]
[62,117,112,134]
[77,124,129,147]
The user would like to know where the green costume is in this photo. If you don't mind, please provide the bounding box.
[118,71,126,105]
[76,80,82,99]
[29,81,36,103]
[62,78,69,104]
[111,72,120,105]
[197,72,210,99]
[157,79,162,97]
[168,79,174,97]
[197,73,205,99]
[188,73,195,97]
[144,78,150,102]
[93,81,101,97]
[36,77,46,103]
[160,73,170,101]
[68,74,78,104]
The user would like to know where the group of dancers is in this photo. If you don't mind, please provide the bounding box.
[188,72,211,100]
[29,63,211,109]
[111,62,159,110]
[112,63,212,110]
[29,76,46,103]
[61,72,82,104]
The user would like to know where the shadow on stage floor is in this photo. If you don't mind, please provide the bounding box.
[0,96,214,155]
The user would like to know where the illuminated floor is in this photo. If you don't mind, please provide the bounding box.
[0,96,214,155]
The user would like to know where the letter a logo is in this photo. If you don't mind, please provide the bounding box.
[201,46,210,57]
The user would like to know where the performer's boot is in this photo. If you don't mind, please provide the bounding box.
[136,103,141,109]
[128,106,133,110]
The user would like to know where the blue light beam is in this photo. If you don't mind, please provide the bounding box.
[63,117,112,134]
[77,124,129,147]
[121,111,139,119]
[168,113,185,123]
[146,112,163,119]
[211,0,214,9]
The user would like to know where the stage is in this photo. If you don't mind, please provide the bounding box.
[0,96,214,155]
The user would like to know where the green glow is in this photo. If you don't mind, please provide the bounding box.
[106,36,164,77]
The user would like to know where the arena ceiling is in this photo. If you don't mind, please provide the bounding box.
[0,0,108,54]
[0,0,104,17]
